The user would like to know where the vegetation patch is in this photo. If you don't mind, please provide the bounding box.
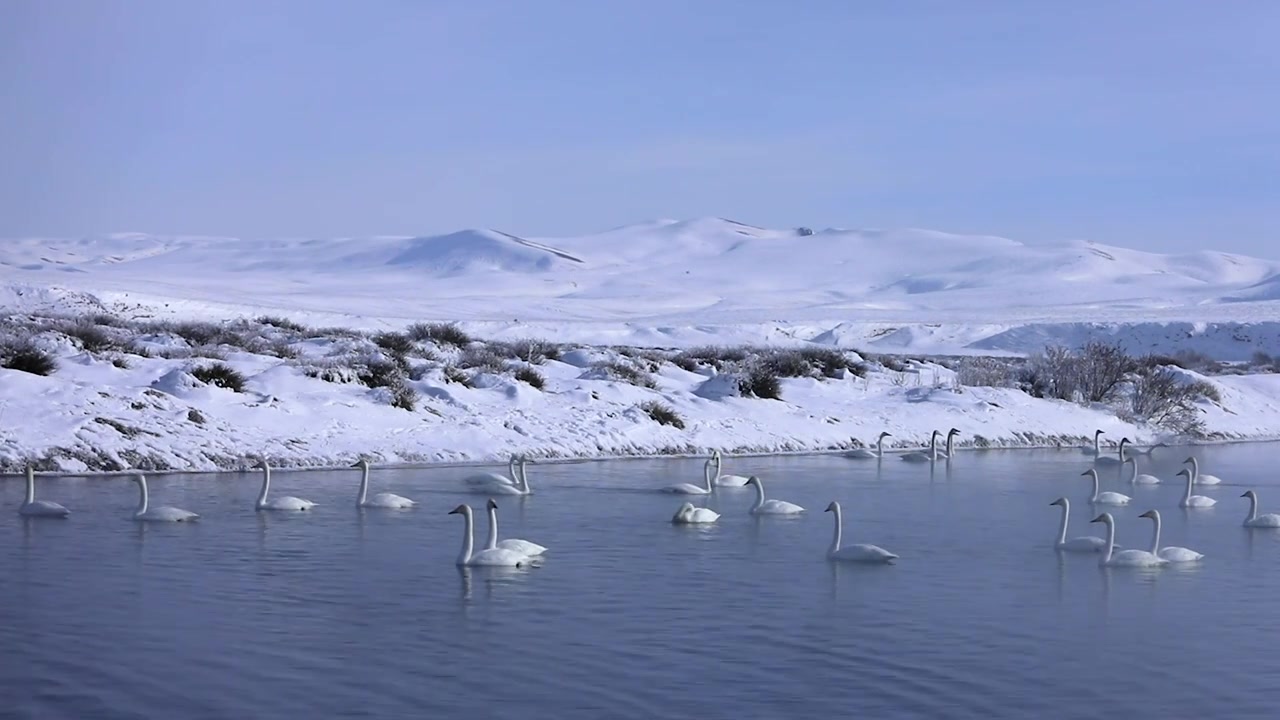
[191,362,247,392]
[640,400,685,429]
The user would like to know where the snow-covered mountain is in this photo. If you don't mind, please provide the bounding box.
[3,218,1279,358]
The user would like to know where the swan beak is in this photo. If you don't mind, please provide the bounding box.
[1090,514,1106,523]
[447,505,465,515]
[1183,457,1194,464]
[1079,470,1091,476]
[1241,492,1251,498]
[487,498,498,509]
[1139,511,1155,519]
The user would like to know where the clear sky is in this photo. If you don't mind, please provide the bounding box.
[2,1,1276,255]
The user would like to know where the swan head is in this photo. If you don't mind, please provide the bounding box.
[1119,437,1130,446]
[745,476,761,486]
[131,474,145,484]
[486,498,499,510]
[1176,468,1191,479]
[824,501,840,513]
[1241,490,1257,500]
[1080,468,1098,478]
[1095,429,1104,436]
[1138,510,1158,520]
[1049,497,1066,507]
[1089,513,1112,525]
[930,430,941,438]
[447,504,470,517]
[254,457,269,470]
[1182,456,1196,465]
[947,428,960,436]
[350,458,370,469]
[879,431,893,438]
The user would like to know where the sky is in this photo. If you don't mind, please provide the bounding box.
[1,1,1277,256]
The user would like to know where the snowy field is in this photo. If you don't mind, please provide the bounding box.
[3,218,1280,472]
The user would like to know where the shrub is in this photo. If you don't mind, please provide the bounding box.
[191,362,246,392]
[257,315,307,332]
[640,400,685,429]
[1124,366,1220,435]
[739,364,782,399]
[513,365,546,389]
[955,356,1020,388]
[373,331,414,356]
[1251,350,1274,368]
[591,360,656,388]
[458,346,507,374]
[1,342,57,376]
[301,361,360,384]
[497,338,561,364]
[443,366,472,386]
[675,345,748,370]
[63,321,118,352]
[878,355,907,373]
[763,350,812,378]
[407,322,471,347]
[390,384,418,411]
[356,357,404,389]
[187,408,207,424]
[796,347,857,378]
[111,356,131,369]
[671,355,700,372]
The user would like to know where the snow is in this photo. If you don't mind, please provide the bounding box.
[3,218,1280,472]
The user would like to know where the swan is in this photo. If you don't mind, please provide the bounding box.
[938,428,960,459]
[1240,490,1280,528]
[254,459,316,511]
[353,459,415,509]
[1138,509,1203,563]
[900,430,941,462]
[470,457,532,495]
[131,474,199,522]
[845,431,892,459]
[1182,456,1222,486]
[485,498,547,556]
[1048,497,1111,552]
[1082,468,1131,506]
[711,450,750,487]
[1124,457,1161,485]
[1090,512,1168,567]
[1081,429,1105,456]
[661,459,715,494]
[463,455,525,487]
[448,504,528,567]
[17,466,70,518]
[1094,437,1130,467]
[1176,468,1216,508]
[824,501,897,563]
[744,476,804,515]
[671,502,720,524]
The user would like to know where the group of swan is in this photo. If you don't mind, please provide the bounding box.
[448,500,547,567]
[462,455,533,495]
[900,429,960,463]
[1089,433,1163,466]
[1086,511,1204,567]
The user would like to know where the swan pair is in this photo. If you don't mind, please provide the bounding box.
[17,466,70,518]
[463,455,533,495]
[900,428,959,462]
[448,500,547,566]
[1090,512,1204,566]
[845,431,892,459]
[1087,431,1163,461]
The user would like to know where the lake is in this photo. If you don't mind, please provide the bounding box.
[3,443,1279,719]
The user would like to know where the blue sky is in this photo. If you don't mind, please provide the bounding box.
[2,1,1276,255]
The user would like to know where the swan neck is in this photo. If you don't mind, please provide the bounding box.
[1100,517,1115,564]
[516,458,530,493]
[486,505,498,550]
[1182,471,1193,502]
[457,508,474,565]
[1247,493,1259,522]
[1090,471,1100,501]
[1128,459,1137,483]
[24,467,35,503]
[1055,503,1069,545]
[135,477,149,516]
[929,433,937,454]
[1093,432,1101,454]
[829,504,843,555]
[750,479,765,512]
[357,465,370,505]
[945,432,954,456]
[1148,512,1161,554]
[876,434,885,454]
[1188,457,1199,479]
[704,461,715,491]
[256,465,271,508]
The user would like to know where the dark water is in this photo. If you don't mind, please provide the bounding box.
[3,444,1280,720]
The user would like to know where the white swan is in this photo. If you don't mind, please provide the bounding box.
[1094,437,1130,467]
[900,430,941,463]
[131,474,199,522]
[254,459,316,511]
[1124,457,1161,485]
[485,498,547,556]
[1081,429,1105,456]
[1138,509,1203,563]
[711,450,750,487]
[353,459,415,509]
[744,476,804,515]
[845,431,892,459]
[1090,512,1168,567]
[671,502,720,524]
[17,466,70,518]
[938,428,960,459]
[463,455,525,487]
[1082,468,1131,506]
[1048,497,1111,552]
[469,457,532,495]
[1182,456,1222,486]
[448,504,528,567]
[661,459,715,494]
[824,501,897,563]
[1176,468,1216,508]
[1240,490,1280,528]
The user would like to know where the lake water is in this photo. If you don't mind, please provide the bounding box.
[3,443,1280,719]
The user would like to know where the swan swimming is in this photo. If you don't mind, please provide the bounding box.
[845,431,892,459]
[1094,437,1130,467]
[353,459,416,509]
[1176,468,1216,508]
[660,459,716,494]
[1240,490,1280,528]
[1081,429,1105,456]
[824,501,897,563]
[448,504,528,567]
[1048,497,1111,552]
[1182,456,1222,486]
[131,474,199,522]
[1138,509,1203,563]
[463,455,525,487]
[1089,513,1168,568]
[1124,457,1161,485]
[1082,468,1131,506]
[711,450,750,487]
[485,498,547,556]
[469,457,532,495]
[938,428,960,459]
[17,466,70,518]
[254,459,317,511]
[900,430,941,463]
[744,476,804,515]
[671,502,720,524]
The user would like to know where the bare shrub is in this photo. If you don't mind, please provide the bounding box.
[674,345,748,371]
[443,366,472,386]
[877,354,907,373]
[191,363,246,392]
[591,360,656,388]
[955,356,1020,388]
[373,331,414,356]
[1124,366,1220,435]
[390,384,418,411]
[497,338,561,364]
[407,322,471,347]
[739,363,782,399]
[1251,350,1273,368]
[62,320,118,353]
[257,315,307,332]
[640,400,685,429]
[513,365,546,389]
[1,341,57,375]
[187,408,207,424]
[458,346,508,374]
[357,357,404,389]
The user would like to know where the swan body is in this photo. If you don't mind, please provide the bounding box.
[1081,429,1105,456]
[1139,509,1203,563]
[1241,490,1280,528]
[710,450,750,487]
[132,474,198,522]
[1183,456,1221,485]
[464,455,525,487]
[449,504,528,567]
[1082,468,1131,506]
[485,498,547,556]
[824,501,896,563]
[1176,469,1216,508]
[1049,497,1111,552]
[254,460,316,511]
[1094,437,1130,467]
[900,430,941,463]
[1124,457,1161,485]
[661,460,715,495]
[17,466,70,518]
[1090,513,1168,568]
[672,502,720,524]
[354,459,416,508]
[845,431,892,459]
[468,456,532,495]
[745,476,804,515]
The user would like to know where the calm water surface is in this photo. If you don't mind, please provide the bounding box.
[3,444,1280,719]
